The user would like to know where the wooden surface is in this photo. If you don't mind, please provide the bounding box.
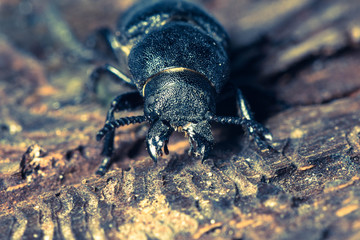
[1,0,360,239]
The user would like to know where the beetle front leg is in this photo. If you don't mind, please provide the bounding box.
[96,91,143,175]
[236,89,272,148]
[207,89,272,151]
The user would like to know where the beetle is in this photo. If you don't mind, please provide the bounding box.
[88,0,272,175]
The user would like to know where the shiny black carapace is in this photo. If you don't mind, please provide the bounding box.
[89,0,272,175]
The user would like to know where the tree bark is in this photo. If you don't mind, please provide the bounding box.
[1,0,360,239]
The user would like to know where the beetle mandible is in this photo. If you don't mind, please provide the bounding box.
[88,0,273,175]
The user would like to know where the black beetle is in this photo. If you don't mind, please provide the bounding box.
[88,0,272,175]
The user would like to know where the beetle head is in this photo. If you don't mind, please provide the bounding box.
[96,69,273,164]
[143,69,216,162]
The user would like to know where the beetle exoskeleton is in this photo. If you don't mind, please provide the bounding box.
[88,0,272,175]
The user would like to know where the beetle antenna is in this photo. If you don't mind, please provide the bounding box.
[206,112,273,143]
[206,113,247,125]
[96,115,146,141]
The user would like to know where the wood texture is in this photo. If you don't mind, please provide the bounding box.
[1,0,360,239]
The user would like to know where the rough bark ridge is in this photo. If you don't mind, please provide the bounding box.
[1,0,360,239]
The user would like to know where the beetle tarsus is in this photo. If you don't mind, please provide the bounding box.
[244,119,273,151]
[234,88,273,150]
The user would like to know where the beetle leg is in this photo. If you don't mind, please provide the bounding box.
[236,89,254,121]
[96,91,143,176]
[206,88,273,151]
[146,120,173,164]
[85,63,134,98]
[241,118,273,150]
[236,88,273,145]
[207,113,272,151]
[84,26,134,99]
